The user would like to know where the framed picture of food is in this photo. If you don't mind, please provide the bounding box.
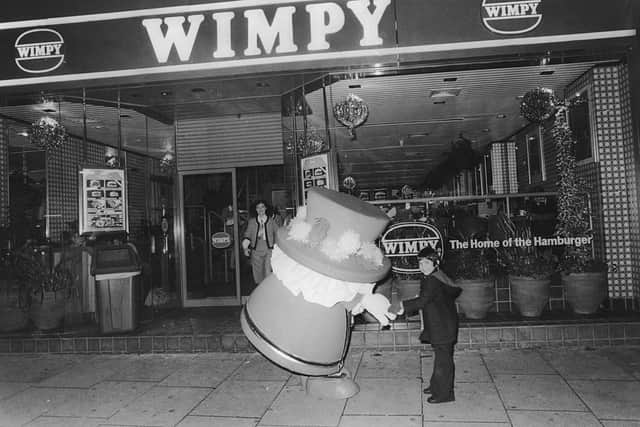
[79,168,128,235]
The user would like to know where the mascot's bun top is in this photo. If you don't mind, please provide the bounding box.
[277,187,391,283]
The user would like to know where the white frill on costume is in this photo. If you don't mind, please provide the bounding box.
[271,245,374,307]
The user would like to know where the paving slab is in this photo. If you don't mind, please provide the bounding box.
[161,357,247,387]
[599,346,640,380]
[0,382,30,400]
[568,379,640,420]
[482,349,555,375]
[601,421,640,427]
[338,415,421,427]
[192,380,284,418]
[106,386,211,427]
[177,415,260,426]
[494,374,586,411]
[356,351,421,379]
[231,355,292,381]
[541,348,631,380]
[0,354,82,383]
[259,385,346,426]
[25,416,105,427]
[422,382,509,423]
[344,378,422,416]
[421,351,492,384]
[46,380,155,418]
[106,354,196,382]
[37,355,129,388]
[0,386,80,427]
[508,410,602,427]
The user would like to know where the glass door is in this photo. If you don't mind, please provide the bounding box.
[180,170,240,306]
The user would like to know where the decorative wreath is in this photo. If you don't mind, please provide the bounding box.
[520,88,557,124]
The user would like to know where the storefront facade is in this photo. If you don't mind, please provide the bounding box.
[0,0,638,314]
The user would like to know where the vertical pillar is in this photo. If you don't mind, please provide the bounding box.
[591,64,639,303]
[0,119,9,229]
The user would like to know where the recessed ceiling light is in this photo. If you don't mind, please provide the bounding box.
[429,88,461,98]
[482,128,490,132]
[191,87,206,93]
[17,130,29,137]
[433,100,446,105]
[515,95,524,100]
[539,70,555,75]
[160,91,171,96]
[496,114,507,118]
[256,82,270,88]
[443,77,458,82]
[94,125,104,129]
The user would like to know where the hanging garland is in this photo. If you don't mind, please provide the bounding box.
[520,87,557,124]
[285,128,327,157]
[30,117,68,150]
[333,94,369,139]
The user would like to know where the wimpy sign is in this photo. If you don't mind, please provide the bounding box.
[142,0,391,63]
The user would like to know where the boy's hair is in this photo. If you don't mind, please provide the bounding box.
[417,246,440,267]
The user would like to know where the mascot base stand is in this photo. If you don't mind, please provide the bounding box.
[240,187,395,399]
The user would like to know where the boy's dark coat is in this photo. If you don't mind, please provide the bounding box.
[402,270,462,344]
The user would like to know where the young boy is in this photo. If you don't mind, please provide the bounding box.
[391,246,462,403]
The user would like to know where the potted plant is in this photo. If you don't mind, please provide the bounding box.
[495,213,556,317]
[553,104,608,314]
[14,242,75,331]
[443,247,496,320]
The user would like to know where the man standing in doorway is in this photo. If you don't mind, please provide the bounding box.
[242,200,278,286]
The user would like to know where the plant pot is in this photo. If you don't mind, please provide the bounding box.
[456,279,495,320]
[509,275,551,318]
[562,272,607,315]
[30,291,66,331]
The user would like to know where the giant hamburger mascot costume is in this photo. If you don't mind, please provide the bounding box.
[240,187,395,398]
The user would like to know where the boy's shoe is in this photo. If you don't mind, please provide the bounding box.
[423,386,432,394]
[427,395,455,404]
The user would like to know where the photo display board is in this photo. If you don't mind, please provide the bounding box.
[79,168,128,234]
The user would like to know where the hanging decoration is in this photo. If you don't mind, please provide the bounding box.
[160,152,176,174]
[342,176,356,192]
[104,147,120,168]
[30,117,68,150]
[333,94,369,139]
[520,87,557,124]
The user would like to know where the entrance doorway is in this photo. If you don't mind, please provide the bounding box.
[181,170,241,305]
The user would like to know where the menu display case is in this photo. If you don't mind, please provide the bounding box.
[79,168,128,235]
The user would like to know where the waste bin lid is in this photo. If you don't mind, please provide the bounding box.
[91,243,141,276]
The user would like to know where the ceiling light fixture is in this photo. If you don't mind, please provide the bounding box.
[443,77,458,82]
[539,70,555,75]
[433,100,446,105]
[191,87,206,93]
[496,114,507,118]
[160,91,171,96]
[429,88,461,98]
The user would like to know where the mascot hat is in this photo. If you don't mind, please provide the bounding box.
[277,187,390,283]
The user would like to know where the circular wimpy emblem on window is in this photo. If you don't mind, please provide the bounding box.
[481,0,542,35]
[15,28,65,74]
[381,222,444,274]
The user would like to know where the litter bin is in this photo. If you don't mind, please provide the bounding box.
[92,243,142,334]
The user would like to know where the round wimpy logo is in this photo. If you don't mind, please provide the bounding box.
[481,0,542,35]
[15,28,65,74]
[381,222,444,274]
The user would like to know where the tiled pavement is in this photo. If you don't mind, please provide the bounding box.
[0,346,639,426]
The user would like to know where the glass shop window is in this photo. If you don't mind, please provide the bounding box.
[526,126,545,184]
[568,89,592,162]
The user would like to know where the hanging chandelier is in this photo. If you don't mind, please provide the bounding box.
[160,152,176,174]
[30,116,68,150]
